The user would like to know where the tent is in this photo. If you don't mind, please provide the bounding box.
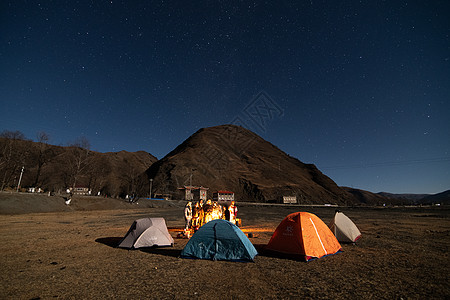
[329,211,362,243]
[266,212,341,261]
[181,219,257,262]
[118,217,174,249]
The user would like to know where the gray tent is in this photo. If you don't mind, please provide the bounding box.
[329,211,362,243]
[118,217,174,248]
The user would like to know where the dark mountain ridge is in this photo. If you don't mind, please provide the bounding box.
[377,192,430,202]
[377,191,449,205]
[146,125,370,204]
[2,127,446,205]
[420,190,450,205]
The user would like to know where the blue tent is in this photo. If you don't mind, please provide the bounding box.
[181,219,258,262]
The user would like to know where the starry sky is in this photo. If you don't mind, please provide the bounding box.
[1,1,449,194]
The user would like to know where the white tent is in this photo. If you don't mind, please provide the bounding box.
[118,217,174,249]
[329,211,362,243]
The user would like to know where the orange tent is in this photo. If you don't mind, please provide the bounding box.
[266,212,342,261]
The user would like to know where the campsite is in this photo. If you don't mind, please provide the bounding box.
[0,194,449,299]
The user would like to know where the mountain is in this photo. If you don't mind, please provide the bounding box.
[0,137,157,197]
[377,191,450,205]
[419,190,450,205]
[377,192,430,203]
[342,187,405,205]
[145,124,360,204]
[343,187,390,204]
[4,127,443,206]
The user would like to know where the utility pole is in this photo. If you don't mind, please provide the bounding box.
[189,168,196,187]
[149,179,153,199]
[16,166,24,192]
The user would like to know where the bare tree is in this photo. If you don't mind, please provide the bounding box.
[121,166,141,197]
[0,130,29,190]
[33,131,50,187]
[65,137,92,188]
[0,130,26,140]
[87,155,110,195]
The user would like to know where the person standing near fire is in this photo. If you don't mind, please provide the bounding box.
[191,202,200,229]
[203,199,213,224]
[184,202,192,230]
[229,201,237,225]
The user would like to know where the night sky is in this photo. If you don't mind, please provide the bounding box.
[1,1,449,194]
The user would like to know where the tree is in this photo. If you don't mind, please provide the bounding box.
[0,130,26,140]
[121,166,141,197]
[64,137,92,188]
[33,131,50,187]
[86,154,110,196]
[0,130,29,190]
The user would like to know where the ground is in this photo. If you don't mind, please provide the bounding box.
[0,193,449,299]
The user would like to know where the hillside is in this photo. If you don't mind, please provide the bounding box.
[2,127,446,206]
[419,190,450,205]
[0,137,157,197]
[342,187,400,205]
[376,191,450,205]
[377,192,429,203]
[145,124,360,204]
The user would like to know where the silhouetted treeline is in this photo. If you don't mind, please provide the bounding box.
[0,130,156,197]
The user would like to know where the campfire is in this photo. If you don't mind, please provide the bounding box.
[181,200,240,238]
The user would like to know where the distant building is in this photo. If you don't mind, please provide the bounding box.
[193,187,208,201]
[213,190,235,206]
[283,196,297,204]
[178,186,209,201]
[71,187,90,195]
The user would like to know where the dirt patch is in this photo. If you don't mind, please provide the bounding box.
[0,194,449,299]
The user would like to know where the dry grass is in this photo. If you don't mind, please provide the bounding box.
[0,199,449,299]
